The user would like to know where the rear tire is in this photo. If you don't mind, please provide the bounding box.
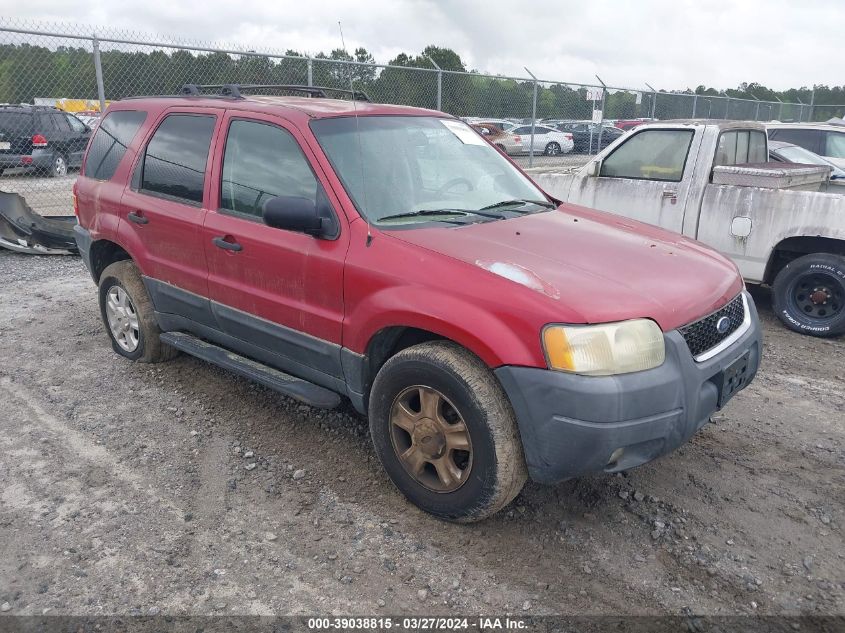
[98,260,179,362]
[48,153,68,178]
[772,253,845,337]
[544,142,561,156]
[368,341,527,522]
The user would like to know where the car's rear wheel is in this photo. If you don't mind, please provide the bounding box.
[98,260,179,362]
[772,253,845,337]
[49,153,68,178]
[369,341,527,522]
[544,142,561,156]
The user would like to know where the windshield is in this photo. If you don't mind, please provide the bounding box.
[776,145,845,178]
[310,116,548,225]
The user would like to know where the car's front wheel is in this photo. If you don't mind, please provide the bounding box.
[98,260,179,362]
[369,341,527,522]
[772,253,845,337]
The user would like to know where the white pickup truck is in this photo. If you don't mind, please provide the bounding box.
[532,120,845,338]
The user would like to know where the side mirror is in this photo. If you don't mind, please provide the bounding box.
[262,196,323,236]
[587,160,601,177]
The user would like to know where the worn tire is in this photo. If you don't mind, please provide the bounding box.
[98,260,179,362]
[772,253,845,338]
[368,341,527,522]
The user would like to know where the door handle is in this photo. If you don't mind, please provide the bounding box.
[661,190,678,204]
[212,236,242,252]
[127,211,149,225]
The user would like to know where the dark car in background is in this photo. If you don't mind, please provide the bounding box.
[552,121,624,153]
[0,105,91,177]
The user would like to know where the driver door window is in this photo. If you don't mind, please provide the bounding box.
[600,129,694,181]
[221,119,319,219]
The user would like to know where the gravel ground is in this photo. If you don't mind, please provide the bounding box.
[0,251,843,618]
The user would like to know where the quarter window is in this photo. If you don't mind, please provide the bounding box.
[714,130,767,166]
[140,114,216,205]
[83,110,147,181]
[600,129,694,182]
[220,119,319,218]
[66,114,87,133]
[824,132,845,158]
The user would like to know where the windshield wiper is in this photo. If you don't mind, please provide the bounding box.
[479,199,556,211]
[377,209,471,224]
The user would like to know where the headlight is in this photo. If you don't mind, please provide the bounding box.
[542,319,665,376]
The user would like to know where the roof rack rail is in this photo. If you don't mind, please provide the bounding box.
[180,83,371,102]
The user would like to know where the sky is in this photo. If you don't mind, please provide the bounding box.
[6,0,843,91]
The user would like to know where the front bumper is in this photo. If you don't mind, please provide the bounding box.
[496,292,762,484]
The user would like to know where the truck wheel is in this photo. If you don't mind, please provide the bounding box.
[98,260,179,362]
[368,341,527,522]
[772,253,845,337]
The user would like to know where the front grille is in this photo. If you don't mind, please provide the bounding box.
[679,294,745,359]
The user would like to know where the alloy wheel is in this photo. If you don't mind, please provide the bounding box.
[389,385,473,493]
[105,286,140,352]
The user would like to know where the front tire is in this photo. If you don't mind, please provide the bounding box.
[772,253,845,337]
[368,341,527,522]
[98,260,179,362]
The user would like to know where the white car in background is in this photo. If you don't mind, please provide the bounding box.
[767,122,845,170]
[509,124,575,155]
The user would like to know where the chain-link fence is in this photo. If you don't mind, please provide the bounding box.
[2,18,843,215]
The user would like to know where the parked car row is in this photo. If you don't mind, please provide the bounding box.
[470,121,575,155]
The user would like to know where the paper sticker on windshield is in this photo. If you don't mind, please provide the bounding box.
[440,119,486,145]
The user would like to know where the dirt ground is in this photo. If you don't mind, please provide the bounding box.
[0,251,842,618]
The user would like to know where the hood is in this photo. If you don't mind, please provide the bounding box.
[388,204,743,331]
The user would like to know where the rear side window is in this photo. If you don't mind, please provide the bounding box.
[52,113,71,132]
[84,110,147,181]
[600,129,694,182]
[220,119,319,218]
[714,130,767,166]
[768,128,822,154]
[140,114,216,206]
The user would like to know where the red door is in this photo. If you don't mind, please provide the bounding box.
[201,111,349,376]
[119,108,222,300]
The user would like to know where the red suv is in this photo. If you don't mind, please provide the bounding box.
[73,85,761,522]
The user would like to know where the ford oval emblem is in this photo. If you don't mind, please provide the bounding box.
[716,316,731,334]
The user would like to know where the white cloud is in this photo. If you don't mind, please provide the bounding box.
[5,0,842,90]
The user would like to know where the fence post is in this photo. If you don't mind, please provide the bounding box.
[595,75,607,154]
[692,93,698,118]
[306,57,313,87]
[525,67,537,168]
[809,88,815,122]
[646,83,657,119]
[92,34,106,113]
[426,56,442,111]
